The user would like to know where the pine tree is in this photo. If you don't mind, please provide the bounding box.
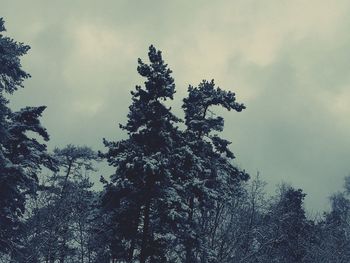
[101,47,249,262]
[0,17,53,256]
[309,181,350,262]
[181,80,248,262]
[259,185,311,263]
[101,45,183,262]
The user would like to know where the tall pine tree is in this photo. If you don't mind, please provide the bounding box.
[181,80,248,262]
[101,45,182,262]
[0,18,53,257]
[101,47,249,263]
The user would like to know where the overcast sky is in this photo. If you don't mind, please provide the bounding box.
[2,0,350,212]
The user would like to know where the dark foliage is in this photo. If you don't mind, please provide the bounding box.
[1,17,350,263]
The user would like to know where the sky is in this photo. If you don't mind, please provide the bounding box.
[2,0,350,212]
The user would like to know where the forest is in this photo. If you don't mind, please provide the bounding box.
[1,17,350,263]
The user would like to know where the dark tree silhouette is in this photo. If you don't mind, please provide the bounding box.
[0,18,54,258]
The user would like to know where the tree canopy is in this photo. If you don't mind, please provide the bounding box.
[1,17,350,263]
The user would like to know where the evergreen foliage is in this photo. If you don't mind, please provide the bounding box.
[0,18,53,255]
[1,17,350,263]
[100,46,248,263]
[101,45,184,262]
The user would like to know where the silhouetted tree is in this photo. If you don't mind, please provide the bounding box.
[101,46,249,263]
[0,17,54,259]
[306,177,350,262]
[256,185,311,263]
[181,79,248,263]
[101,45,183,263]
[22,145,99,263]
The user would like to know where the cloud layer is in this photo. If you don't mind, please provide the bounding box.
[2,0,350,211]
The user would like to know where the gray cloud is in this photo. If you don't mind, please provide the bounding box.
[2,0,350,211]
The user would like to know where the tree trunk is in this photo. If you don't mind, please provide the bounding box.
[79,220,84,263]
[140,199,151,263]
[185,196,195,263]
[128,207,141,263]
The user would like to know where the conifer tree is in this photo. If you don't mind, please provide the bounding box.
[181,80,248,262]
[101,45,182,262]
[0,17,53,256]
[101,47,249,263]
[258,186,310,263]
